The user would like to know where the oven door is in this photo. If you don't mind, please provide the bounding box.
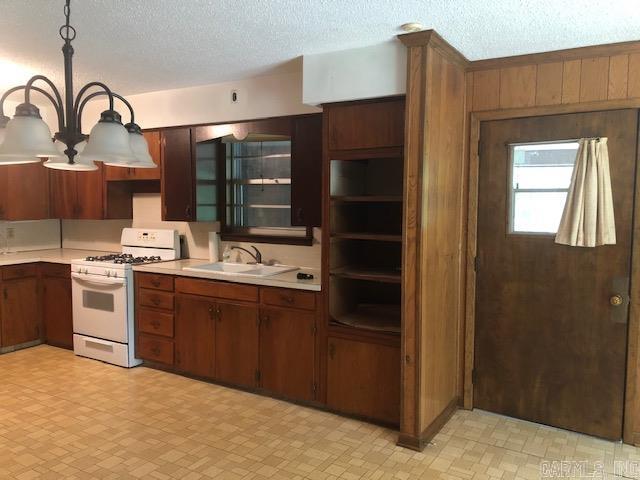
[71,273,129,343]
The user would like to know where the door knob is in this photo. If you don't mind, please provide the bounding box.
[610,294,624,307]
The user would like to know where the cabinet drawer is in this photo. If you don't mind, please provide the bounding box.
[138,334,174,365]
[40,262,71,278]
[138,308,174,338]
[261,288,316,310]
[2,263,38,280]
[137,273,174,291]
[139,289,174,310]
[176,277,258,302]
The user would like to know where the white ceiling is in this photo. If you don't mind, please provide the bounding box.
[1,0,640,96]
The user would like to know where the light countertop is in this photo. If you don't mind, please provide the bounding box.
[133,258,322,292]
[0,248,115,266]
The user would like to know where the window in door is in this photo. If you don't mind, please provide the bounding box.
[508,141,579,234]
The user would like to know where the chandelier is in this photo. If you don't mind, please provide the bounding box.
[0,0,155,171]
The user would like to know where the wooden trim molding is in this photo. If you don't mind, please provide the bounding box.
[469,39,640,71]
[399,30,470,68]
[397,398,458,450]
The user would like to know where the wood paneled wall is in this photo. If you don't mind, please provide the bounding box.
[469,44,640,112]
[398,30,468,450]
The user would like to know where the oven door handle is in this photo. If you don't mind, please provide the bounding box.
[71,272,126,286]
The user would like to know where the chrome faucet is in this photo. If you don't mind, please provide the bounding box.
[231,245,263,264]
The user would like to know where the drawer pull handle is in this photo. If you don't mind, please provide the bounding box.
[281,295,294,304]
[151,346,160,356]
[150,319,160,329]
[151,279,161,287]
[151,296,160,305]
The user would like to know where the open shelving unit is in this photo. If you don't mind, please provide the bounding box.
[327,136,404,338]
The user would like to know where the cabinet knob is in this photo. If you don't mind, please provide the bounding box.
[185,205,192,219]
[151,279,161,287]
[295,207,303,223]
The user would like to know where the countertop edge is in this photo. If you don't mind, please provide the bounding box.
[132,263,322,292]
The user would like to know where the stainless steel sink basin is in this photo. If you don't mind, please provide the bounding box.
[184,262,299,277]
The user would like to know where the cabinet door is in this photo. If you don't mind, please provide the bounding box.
[130,131,162,181]
[291,115,322,227]
[1,278,41,347]
[162,128,194,221]
[326,99,405,151]
[49,169,77,219]
[1,163,50,220]
[76,164,104,219]
[215,301,259,388]
[42,275,73,348]
[175,295,215,378]
[259,307,315,401]
[327,337,400,424]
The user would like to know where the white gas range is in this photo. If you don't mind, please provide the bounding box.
[71,228,180,367]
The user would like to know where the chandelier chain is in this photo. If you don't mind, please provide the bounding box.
[59,0,76,42]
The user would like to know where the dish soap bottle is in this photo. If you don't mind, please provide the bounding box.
[222,245,232,263]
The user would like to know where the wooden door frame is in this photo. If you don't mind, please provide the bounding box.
[464,98,640,444]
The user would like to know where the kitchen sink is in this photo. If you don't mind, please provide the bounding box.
[184,262,299,277]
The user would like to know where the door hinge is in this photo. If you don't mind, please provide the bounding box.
[312,324,317,336]
[2,288,7,300]
[255,369,261,384]
[312,382,317,396]
[474,256,479,272]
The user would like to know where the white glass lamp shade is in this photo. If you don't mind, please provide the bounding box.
[122,131,156,168]
[0,125,41,165]
[81,111,136,165]
[43,140,98,171]
[0,115,60,160]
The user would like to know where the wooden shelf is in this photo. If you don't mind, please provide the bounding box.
[329,146,403,161]
[330,195,403,203]
[331,266,401,283]
[331,232,402,242]
[331,304,401,335]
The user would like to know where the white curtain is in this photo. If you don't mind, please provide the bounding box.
[555,137,616,247]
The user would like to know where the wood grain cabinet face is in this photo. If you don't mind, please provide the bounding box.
[1,276,41,347]
[49,164,104,219]
[326,337,400,425]
[161,128,195,221]
[259,307,316,402]
[215,301,259,388]
[291,115,322,227]
[174,295,215,378]
[41,266,73,349]
[0,163,50,220]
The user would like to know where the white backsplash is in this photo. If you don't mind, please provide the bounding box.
[0,219,61,252]
[61,219,130,252]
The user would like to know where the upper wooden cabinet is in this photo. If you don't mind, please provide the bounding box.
[0,162,50,220]
[160,115,322,228]
[49,164,104,219]
[325,98,405,151]
[105,131,162,181]
[161,128,194,221]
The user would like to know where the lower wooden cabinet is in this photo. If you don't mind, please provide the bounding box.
[216,301,259,388]
[1,269,41,348]
[41,264,73,349]
[260,307,316,402]
[175,295,215,378]
[327,336,400,424]
[136,273,320,404]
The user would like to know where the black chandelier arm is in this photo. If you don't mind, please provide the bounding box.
[76,91,135,133]
[72,81,116,132]
[0,85,65,132]
[21,75,65,131]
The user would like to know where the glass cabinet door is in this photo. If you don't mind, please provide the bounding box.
[194,138,220,222]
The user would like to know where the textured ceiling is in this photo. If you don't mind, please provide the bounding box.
[1,0,639,96]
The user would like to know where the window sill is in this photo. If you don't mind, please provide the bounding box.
[220,232,314,246]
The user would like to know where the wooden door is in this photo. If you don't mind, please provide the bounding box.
[259,307,315,401]
[42,275,73,349]
[327,337,400,424]
[215,301,259,388]
[76,164,104,219]
[291,115,322,226]
[174,295,215,378]
[1,163,50,220]
[49,169,77,218]
[1,278,41,347]
[475,110,638,440]
[161,128,194,221]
